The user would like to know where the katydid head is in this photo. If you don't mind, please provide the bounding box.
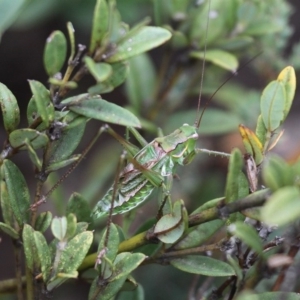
[178,124,198,165]
[156,123,198,166]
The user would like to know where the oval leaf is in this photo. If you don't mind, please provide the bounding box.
[125,53,156,112]
[0,82,20,133]
[0,175,15,227]
[154,200,185,244]
[171,255,235,276]
[66,193,92,224]
[190,49,238,72]
[261,186,300,226]
[228,221,263,254]
[84,57,112,82]
[88,62,129,95]
[112,253,146,281]
[2,159,30,225]
[63,94,141,127]
[260,80,285,132]
[34,231,51,282]
[97,223,119,264]
[51,217,67,241]
[89,0,109,53]
[22,224,38,271]
[277,66,296,121]
[0,222,19,239]
[236,292,300,300]
[29,80,54,127]
[9,128,49,150]
[174,219,224,250]
[262,155,294,192]
[107,26,172,63]
[225,148,243,204]
[47,122,86,165]
[35,211,52,233]
[43,30,67,76]
[0,0,26,34]
[58,231,93,273]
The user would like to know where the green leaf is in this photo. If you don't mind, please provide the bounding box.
[34,231,52,282]
[51,217,67,241]
[0,175,15,227]
[153,0,171,25]
[225,148,244,204]
[23,224,38,271]
[260,80,285,132]
[47,277,71,292]
[89,0,109,53]
[255,114,267,146]
[0,0,26,35]
[245,21,282,36]
[27,95,54,130]
[107,26,172,63]
[171,255,235,276]
[66,22,75,63]
[26,139,42,170]
[48,78,77,89]
[261,186,300,226]
[174,219,225,250]
[9,129,49,150]
[226,255,243,282]
[89,276,125,300]
[43,30,67,76]
[0,222,19,239]
[239,124,263,165]
[35,212,52,233]
[29,80,54,127]
[125,53,155,112]
[154,200,186,244]
[277,66,296,121]
[117,284,144,300]
[84,58,112,82]
[58,231,93,273]
[88,62,129,94]
[262,155,294,191]
[0,82,20,133]
[190,49,238,72]
[65,213,77,240]
[228,221,263,254]
[63,94,141,127]
[111,252,145,281]
[170,28,189,49]
[75,222,89,235]
[2,160,30,225]
[236,292,300,300]
[66,193,92,224]
[170,0,189,17]
[216,36,254,51]
[47,122,85,165]
[97,224,120,264]
[45,154,81,173]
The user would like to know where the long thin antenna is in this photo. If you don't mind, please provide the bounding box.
[195,52,262,129]
[194,0,212,129]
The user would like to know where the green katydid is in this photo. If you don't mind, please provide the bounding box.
[90,1,239,220]
[91,123,200,219]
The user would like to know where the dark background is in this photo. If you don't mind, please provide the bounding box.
[0,0,300,299]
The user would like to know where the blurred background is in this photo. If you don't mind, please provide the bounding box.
[0,0,300,299]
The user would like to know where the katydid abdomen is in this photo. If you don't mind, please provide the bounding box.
[91,124,198,219]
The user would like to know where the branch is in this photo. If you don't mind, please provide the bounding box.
[79,189,270,271]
